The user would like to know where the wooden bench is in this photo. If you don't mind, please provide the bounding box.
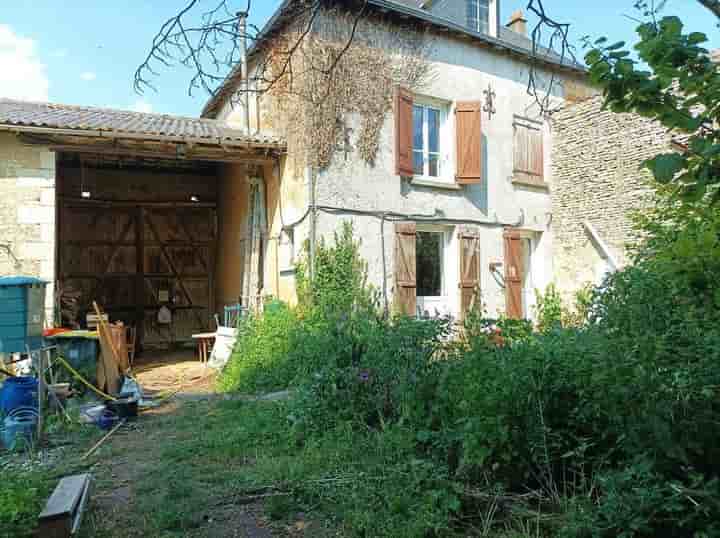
[38,473,92,537]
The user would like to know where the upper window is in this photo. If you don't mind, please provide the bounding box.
[467,0,490,34]
[412,98,451,181]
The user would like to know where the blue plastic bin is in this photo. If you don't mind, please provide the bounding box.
[0,277,47,353]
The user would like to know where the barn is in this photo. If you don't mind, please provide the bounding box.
[0,98,285,352]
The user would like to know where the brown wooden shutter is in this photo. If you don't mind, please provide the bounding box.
[504,229,524,319]
[395,87,414,177]
[513,122,544,180]
[458,227,481,321]
[455,101,482,184]
[394,222,416,316]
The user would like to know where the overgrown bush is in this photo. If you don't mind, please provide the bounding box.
[217,301,298,393]
[0,470,50,538]
[221,200,720,535]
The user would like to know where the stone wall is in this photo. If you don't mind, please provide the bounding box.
[0,133,56,323]
[551,96,670,301]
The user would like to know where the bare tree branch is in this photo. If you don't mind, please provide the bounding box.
[698,0,720,18]
[135,0,368,105]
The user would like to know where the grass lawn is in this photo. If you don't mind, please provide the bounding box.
[2,396,535,537]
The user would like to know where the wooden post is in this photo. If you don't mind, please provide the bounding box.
[36,349,45,444]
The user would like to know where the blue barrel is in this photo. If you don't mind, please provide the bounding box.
[0,376,38,415]
[0,276,47,353]
[2,407,38,450]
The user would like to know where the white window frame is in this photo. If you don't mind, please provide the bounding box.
[416,224,457,319]
[412,96,453,183]
[467,0,490,34]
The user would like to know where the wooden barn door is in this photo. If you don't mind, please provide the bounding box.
[58,203,216,348]
[142,207,215,346]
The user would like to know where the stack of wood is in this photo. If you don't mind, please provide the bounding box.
[92,302,130,396]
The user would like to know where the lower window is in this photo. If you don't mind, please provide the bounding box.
[416,229,453,318]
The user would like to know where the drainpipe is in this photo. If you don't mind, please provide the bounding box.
[308,165,317,282]
[238,11,251,133]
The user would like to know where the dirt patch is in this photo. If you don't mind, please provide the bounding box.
[133,349,217,397]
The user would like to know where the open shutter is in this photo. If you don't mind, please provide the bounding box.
[455,101,482,184]
[458,227,481,321]
[504,229,524,319]
[394,222,416,316]
[395,87,414,177]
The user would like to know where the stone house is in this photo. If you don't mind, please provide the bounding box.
[0,0,601,352]
[202,0,594,321]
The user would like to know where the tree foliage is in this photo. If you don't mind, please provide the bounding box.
[584,9,720,203]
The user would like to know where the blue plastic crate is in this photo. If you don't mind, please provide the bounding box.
[0,277,47,353]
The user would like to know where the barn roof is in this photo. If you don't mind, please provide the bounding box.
[0,98,284,149]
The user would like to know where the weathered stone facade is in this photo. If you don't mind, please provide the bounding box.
[0,132,56,322]
[551,96,670,301]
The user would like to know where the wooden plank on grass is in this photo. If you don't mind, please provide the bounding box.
[38,473,92,537]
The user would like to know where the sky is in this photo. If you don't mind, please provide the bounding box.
[0,1,718,118]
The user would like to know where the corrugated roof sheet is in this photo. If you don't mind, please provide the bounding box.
[0,99,284,147]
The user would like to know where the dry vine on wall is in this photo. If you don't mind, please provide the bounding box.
[261,8,435,173]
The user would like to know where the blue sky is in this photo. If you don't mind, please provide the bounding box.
[0,1,717,118]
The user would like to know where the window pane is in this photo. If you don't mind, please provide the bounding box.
[417,232,443,297]
[413,150,424,175]
[466,0,478,30]
[428,154,440,177]
[413,105,424,150]
[428,108,440,153]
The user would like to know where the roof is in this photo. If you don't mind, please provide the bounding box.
[202,0,586,118]
[0,99,283,148]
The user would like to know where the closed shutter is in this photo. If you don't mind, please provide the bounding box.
[513,120,544,180]
[394,222,417,316]
[395,87,414,177]
[458,227,481,321]
[504,229,524,319]
[455,101,482,184]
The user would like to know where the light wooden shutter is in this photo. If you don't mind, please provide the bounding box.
[504,229,524,319]
[458,227,481,321]
[394,222,416,316]
[513,121,544,180]
[455,101,482,184]
[395,87,414,177]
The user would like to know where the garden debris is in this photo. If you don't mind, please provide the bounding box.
[38,473,92,538]
[82,419,126,460]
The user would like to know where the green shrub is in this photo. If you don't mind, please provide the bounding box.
[217,302,298,393]
[0,470,50,538]
[534,283,564,333]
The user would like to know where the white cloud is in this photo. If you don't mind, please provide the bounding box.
[130,99,153,113]
[0,25,49,101]
[80,71,96,81]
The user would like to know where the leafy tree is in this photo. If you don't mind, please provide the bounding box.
[583,4,720,203]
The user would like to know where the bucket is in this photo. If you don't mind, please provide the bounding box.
[107,395,138,419]
[0,376,38,415]
[1,407,38,450]
[96,409,119,431]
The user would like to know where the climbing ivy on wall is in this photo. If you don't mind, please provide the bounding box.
[263,8,436,173]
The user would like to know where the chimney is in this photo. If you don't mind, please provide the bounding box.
[506,9,527,36]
